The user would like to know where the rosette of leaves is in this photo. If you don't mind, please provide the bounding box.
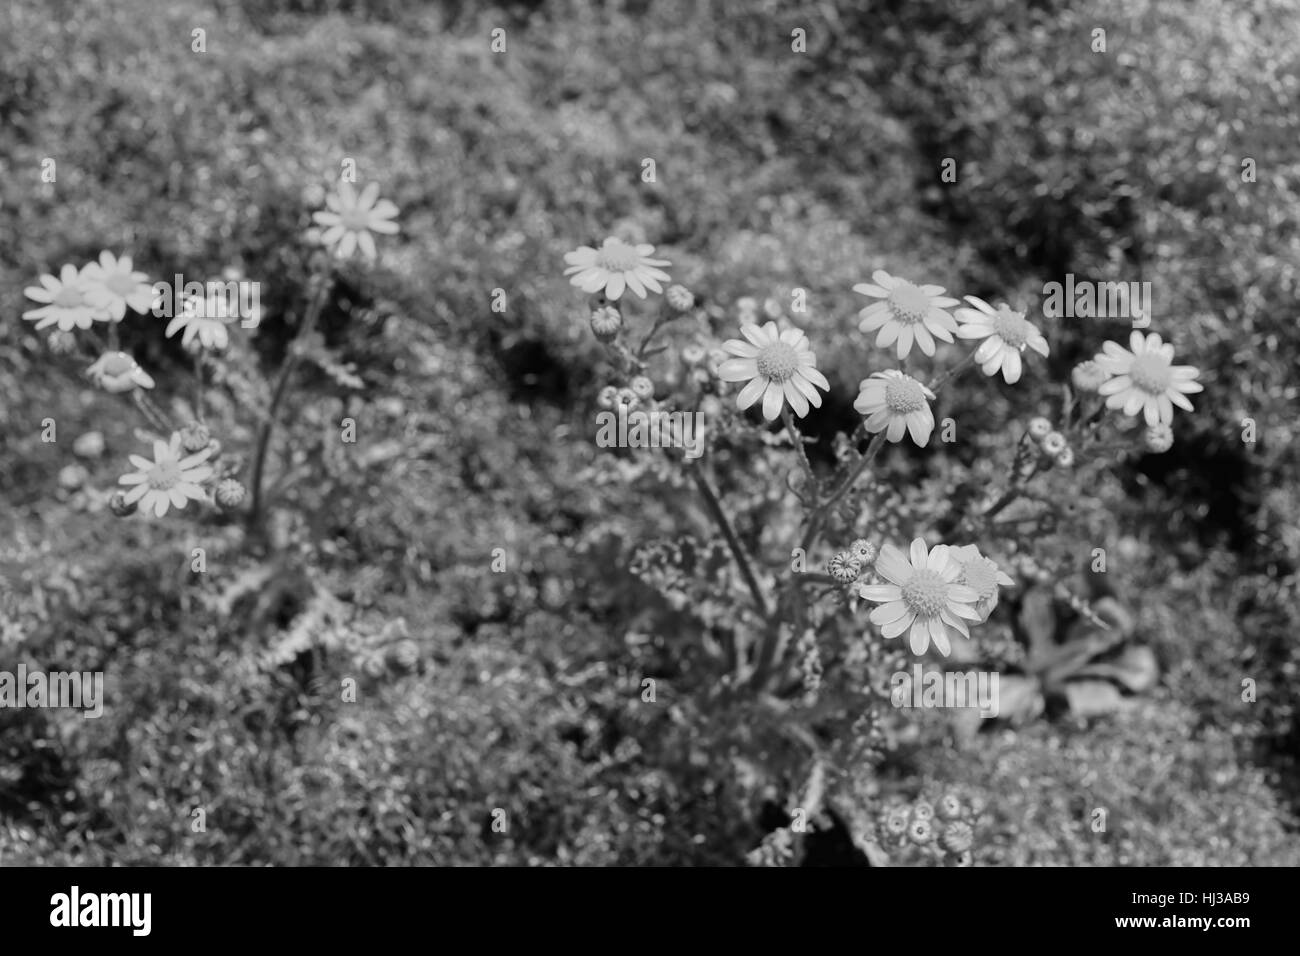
[991,578,1159,723]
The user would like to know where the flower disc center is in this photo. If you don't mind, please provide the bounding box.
[960,558,999,599]
[106,274,137,296]
[992,307,1031,348]
[756,342,799,382]
[902,569,948,618]
[884,378,926,413]
[1129,353,1172,394]
[148,460,182,491]
[597,241,638,272]
[53,287,87,308]
[342,208,373,231]
[887,283,929,323]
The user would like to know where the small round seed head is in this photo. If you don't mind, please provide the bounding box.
[884,808,910,837]
[849,538,877,565]
[938,793,963,820]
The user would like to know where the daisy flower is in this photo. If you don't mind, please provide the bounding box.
[117,434,215,518]
[859,538,982,656]
[854,370,937,445]
[1094,331,1203,426]
[86,352,155,393]
[933,544,1014,622]
[81,251,155,320]
[954,296,1049,384]
[563,236,671,301]
[165,288,239,350]
[22,264,111,331]
[312,181,400,260]
[716,321,829,420]
[853,270,960,359]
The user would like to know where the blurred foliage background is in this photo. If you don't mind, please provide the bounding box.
[0,0,1297,864]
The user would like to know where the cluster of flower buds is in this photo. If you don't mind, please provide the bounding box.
[1027,417,1074,468]
[735,295,785,325]
[597,374,657,412]
[877,792,984,866]
[826,538,879,586]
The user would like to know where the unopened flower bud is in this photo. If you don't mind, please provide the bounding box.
[597,385,618,408]
[109,490,137,517]
[215,478,246,510]
[912,800,935,823]
[47,330,77,354]
[180,422,211,453]
[938,793,963,820]
[666,285,694,312]
[1144,424,1173,453]
[1055,447,1075,468]
[1071,360,1108,393]
[630,376,654,400]
[1028,417,1052,439]
[907,819,933,845]
[941,820,974,854]
[885,808,910,836]
[590,306,622,342]
[1041,431,1067,455]
[827,551,861,584]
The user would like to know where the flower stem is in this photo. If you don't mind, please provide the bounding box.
[194,353,205,422]
[688,465,770,621]
[247,272,331,532]
[927,347,978,393]
[131,391,171,433]
[801,431,886,551]
[782,407,817,494]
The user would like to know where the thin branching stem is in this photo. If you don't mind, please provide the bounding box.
[688,465,770,621]
[248,272,331,531]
